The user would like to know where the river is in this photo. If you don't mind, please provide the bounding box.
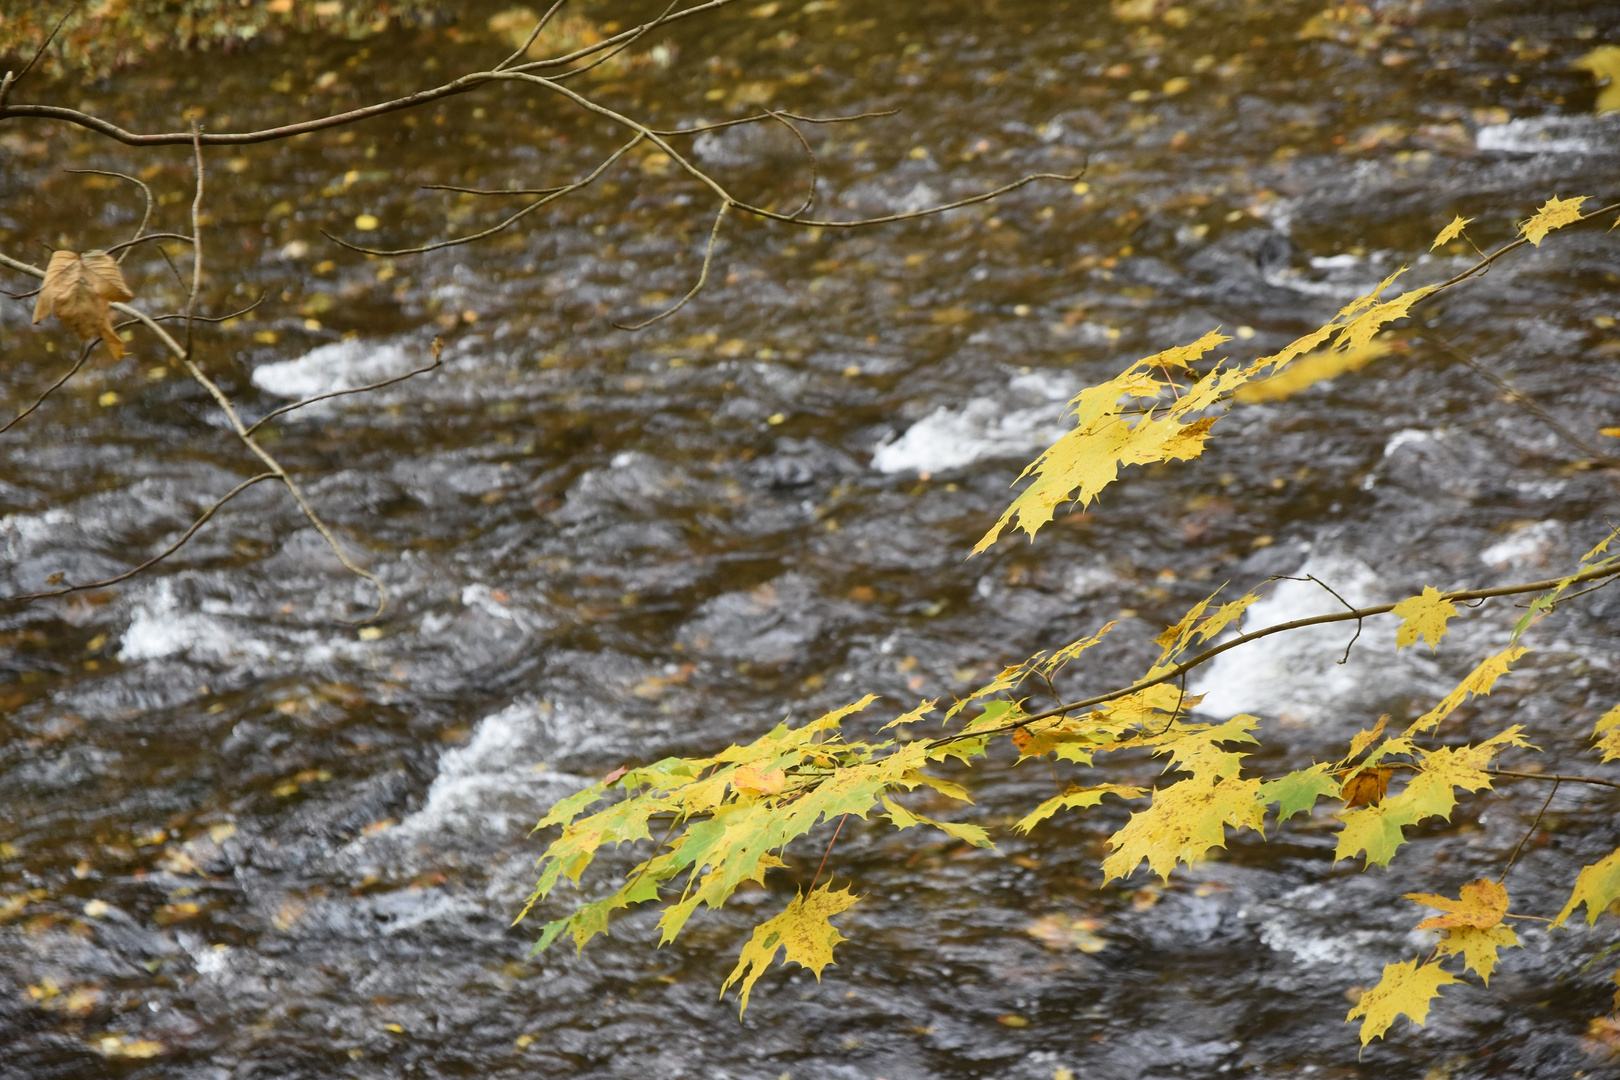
[4,0,1620,1077]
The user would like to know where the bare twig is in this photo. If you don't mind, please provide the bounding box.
[808,813,850,893]
[6,472,278,603]
[1425,334,1615,464]
[552,0,679,82]
[63,168,157,261]
[494,0,569,72]
[323,134,645,257]
[1,6,73,107]
[764,109,818,218]
[1488,768,1620,792]
[614,201,729,331]
[0,0,743,145]
[1499,778,1559,880]
[0,338,96,435]
[245,337,445,435]
[927,562,1620,749]
[649,108,900,137]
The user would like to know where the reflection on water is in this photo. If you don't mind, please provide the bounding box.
[3,1,1620,1076]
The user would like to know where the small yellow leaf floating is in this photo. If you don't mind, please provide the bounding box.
[1392,586,1458,651]
[1430,214,1473,251]
[1404,877,1509,930]
[1026,913,1109,954]
[354,214,380,231]
[1601,427,1620,438]
[997,1013,1030,1028]
[96,1036,165,1059]
[33,250,135,359]
[1519,195,1589,247]
[723,885,859,1014]
[1345,958,1460,1047]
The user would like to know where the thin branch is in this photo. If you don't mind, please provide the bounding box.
[63,168,157,261]
[323,134,644,257]
[144,292,267,326]
[1272,573,1364,665]
[494,0,569,72]
[765,109,817,218]
[0,1,742,146]
[0,249,388,621]
[0,338,95,435]
[926,562,1620,749]
[184,126,204,360]
[102,232,195,256]
[1,6,73,106]
[552,0,679,82]
[613,201,728,331]
[245,337,444,435]
[5,472,278,603]
[808,813,850,893]
[1425,334,1615,465]
[1488,768,1620,792]
[649,108,899,137]
[421,182,569,197]
[1499,778,1558,881]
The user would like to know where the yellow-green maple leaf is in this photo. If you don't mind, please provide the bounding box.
[1553,846,1620,927]
[722,885,859,1014]
[1591,704,1620,763]
[1259,763,1341,823]
[1392,586,1459,651]
[1346,959,1460,1046]
[1339,714,1389,768]
[1430,215,1473,251]
[1335,728,1530,867]
[1405,646,1531,735]
[1014,783,1147,834]
[1520,195,1589,246]
[881,795,995,849]
[1435,924,1518,985]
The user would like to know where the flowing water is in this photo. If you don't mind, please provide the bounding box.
[4,1,1620,1076]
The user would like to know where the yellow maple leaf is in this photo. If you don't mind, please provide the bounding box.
[1339,714,1389,767]
[1334,284,1435,353]
[1520,195,1589,247]
[722,885,859,1013]
[1405,645,1530,735]
[1392,586,1459,652]
[1014,783,1147,834]
[1435,923,1518,985]
[1346,959,1460,1047]
[1404,878,1509,930]
[1430,214,1474,251]
[1592,704,1620,763]
[1192,592,1260,643]
[1101,772,1264,882]
[1553,845,1620,927]
[1041,620,1119,678]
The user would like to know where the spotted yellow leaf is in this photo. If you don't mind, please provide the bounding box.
[1346,959,1460,1047]
[722,885,859,1013]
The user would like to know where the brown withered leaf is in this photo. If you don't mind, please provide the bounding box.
[32,250,134,359]
[1340,766,1392,808]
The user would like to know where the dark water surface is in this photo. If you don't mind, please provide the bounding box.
[4,1,1620,1076]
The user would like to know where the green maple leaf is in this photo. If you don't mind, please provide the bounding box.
[1260,763,1340,823]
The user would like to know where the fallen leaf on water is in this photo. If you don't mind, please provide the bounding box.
[33,251,135,359]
